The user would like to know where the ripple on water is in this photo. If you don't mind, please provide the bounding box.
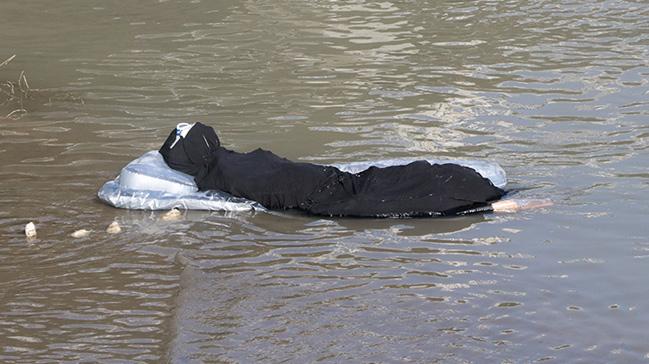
[163,212,544,362]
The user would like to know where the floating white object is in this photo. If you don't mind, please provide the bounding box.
[161,208,182,221]
[106,221,121,234]
[98,151,507,211]
[25,222,37,239]
[71,229,91,238]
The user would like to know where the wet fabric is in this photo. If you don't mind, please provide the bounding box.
[159,123,505,217]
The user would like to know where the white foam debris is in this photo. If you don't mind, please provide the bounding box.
[25,222,37,239]
[71,229,91,238]
[106,221,122,234]
[161,208,183,221]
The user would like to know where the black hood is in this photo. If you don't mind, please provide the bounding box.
[159,122,220,176]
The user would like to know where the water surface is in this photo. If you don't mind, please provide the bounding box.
[1,0,649,362]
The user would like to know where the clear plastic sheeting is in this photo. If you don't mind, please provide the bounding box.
[98,151,264,212]
[98,151,507,211]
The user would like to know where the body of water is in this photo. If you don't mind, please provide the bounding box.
[1,0,648,362]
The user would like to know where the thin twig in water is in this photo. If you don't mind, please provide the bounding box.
[2,81,15,95]
[1,57,83,119]
[18,70,30,97]
[6,108,27,119]
[20,71,30,90]
[0,55,16,68]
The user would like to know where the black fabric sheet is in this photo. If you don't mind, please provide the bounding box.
[159,123,505,217]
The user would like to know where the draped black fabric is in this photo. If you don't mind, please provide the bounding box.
[159,123,505,217]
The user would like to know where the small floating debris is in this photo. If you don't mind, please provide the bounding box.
[106,221,121,234]
[161,208,183,221]
[25,222,37,239]
[70,229,91,238]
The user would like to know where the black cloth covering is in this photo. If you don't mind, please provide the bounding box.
[159,123,505,217]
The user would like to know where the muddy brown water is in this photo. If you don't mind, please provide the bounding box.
[1,1,649,362]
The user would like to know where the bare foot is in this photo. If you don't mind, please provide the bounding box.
[492,199,553,213]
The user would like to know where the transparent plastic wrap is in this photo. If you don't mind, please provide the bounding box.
[98,151,507,211]
[98,151,264,212]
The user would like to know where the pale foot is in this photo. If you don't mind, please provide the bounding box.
[492,199,553,213]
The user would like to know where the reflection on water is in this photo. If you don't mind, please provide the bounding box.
[1,0,649,362]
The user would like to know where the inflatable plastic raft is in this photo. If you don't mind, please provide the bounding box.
[98,151,507,211]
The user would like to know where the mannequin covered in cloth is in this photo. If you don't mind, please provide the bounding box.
[159,122,549,217]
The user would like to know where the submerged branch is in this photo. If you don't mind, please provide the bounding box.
[1,55,83,119]
[6,108,27,119]
[0,54,16,68]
